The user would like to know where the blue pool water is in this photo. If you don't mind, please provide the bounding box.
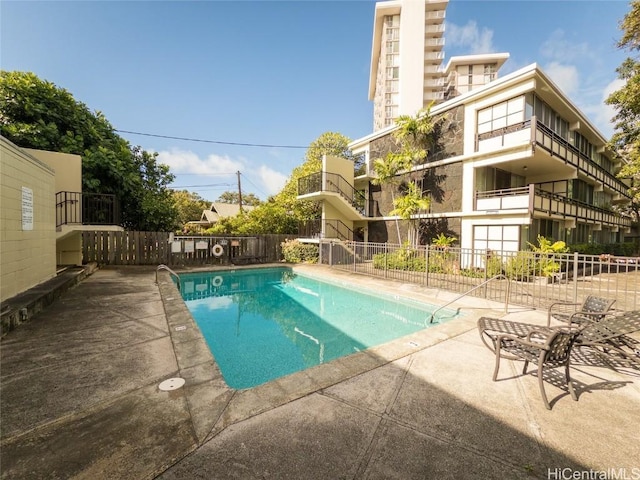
[177,267,458,389]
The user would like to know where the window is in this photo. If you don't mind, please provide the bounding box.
[484,63,496,83]
[385,80,399,92]
[574,223,591,243]
[535,219,560,240]
[386,67,399,79]
[473,225,521,253]
[568,179,594,204]
[477,96,525,134]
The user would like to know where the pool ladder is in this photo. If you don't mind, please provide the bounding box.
[428,274,510,324]
[156,264,181,290]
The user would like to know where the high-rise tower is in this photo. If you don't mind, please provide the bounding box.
[369,0,448,131]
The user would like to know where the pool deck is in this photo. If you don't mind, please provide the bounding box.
[1,264,639,479]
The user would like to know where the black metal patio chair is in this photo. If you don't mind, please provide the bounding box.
[478,310,640,409]
[478,317,580,410]
[547,295,615,327]
[576,310,640,369]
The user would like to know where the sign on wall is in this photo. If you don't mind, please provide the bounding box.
[21,187,33,231]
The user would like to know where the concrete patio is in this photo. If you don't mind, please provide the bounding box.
[1,265,638,479]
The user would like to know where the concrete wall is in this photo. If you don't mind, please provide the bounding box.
[323,155,355,185]
[24,148,84,266]
[1,138,57,303]
[23,148,82,193]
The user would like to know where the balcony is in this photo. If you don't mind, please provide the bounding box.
[475,185,631,228]
[56,191,121,228]
[425,78,445,87]
[425,52,445,61]
[298,172,369,220]
[475,117,631,199]
[425,38,445,47]
[425,10,446,21]
[425,24,445,35]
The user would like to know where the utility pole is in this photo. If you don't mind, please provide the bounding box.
[237,170,243,212]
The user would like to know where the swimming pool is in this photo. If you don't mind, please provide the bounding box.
[177,267,459,389]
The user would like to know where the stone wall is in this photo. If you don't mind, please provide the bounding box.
[366,105,465,245]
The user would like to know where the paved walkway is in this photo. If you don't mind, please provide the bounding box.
[1,265,638,479]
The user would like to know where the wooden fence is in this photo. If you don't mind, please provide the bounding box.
[82,231,292,266]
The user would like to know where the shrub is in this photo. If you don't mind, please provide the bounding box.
[373,246,426,271]
[485,255,504,277]
[568,242,638,257]
[505,252,536,280]
[281,239,318,263]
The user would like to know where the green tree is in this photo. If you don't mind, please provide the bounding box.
[217,191,262,206]
[181,131,354,235]
[276,131,353,222]
[372,155,405,242]
[172,190,209,226]
[373,106,440,244]
[0,71,178,230]
[390,181,431,246]
[606,1,640,221]
[213,131,352,235]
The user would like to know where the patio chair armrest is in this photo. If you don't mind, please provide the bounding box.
[568,310,615,324]
[525,327,554,342]
[548,301,579,310]
[547,302,580,326]
[496,333,549,351]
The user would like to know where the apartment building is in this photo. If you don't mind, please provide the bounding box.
[370,0,448,130]
[297,0,630,251]
[298,63,631,251]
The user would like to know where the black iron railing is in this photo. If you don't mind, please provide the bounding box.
[474,185,631,228]
[56,191,121,227]
[298,219,355,241]
[298,171,373,216]
[475,116,630,198]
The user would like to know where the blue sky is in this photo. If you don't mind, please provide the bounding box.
[1,0,631,202]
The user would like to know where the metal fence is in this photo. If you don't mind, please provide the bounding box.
[320,240,640,311]
[56,191,120,227]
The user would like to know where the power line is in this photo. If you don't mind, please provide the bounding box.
[169,172,236,176]
[116,129,309,149]
[240,172,271,199]
[169,183,232,189]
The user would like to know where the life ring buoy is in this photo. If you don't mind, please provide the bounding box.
[212,244,224,257]
[212,276,223,287]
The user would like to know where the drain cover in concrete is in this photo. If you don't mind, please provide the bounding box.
[159,378,185,391]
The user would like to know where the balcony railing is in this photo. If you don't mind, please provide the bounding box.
[425,52,445,61]
[298,172,368,216]
[532,118,629,198]
[425,10,446,20]
[56,191,121,228]
[425,38,445,47]
[475,117,630,199]
[298,219,356,241]
[475,185,631,228]
[425,24,445,34]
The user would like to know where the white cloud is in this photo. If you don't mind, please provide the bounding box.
[157,148,244,175]
[155,147,289,200]
[540,29,591,63]
[590,77,626,137]
[445,21,495,54]
[257,165,288,196]
[544,62,580,97]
